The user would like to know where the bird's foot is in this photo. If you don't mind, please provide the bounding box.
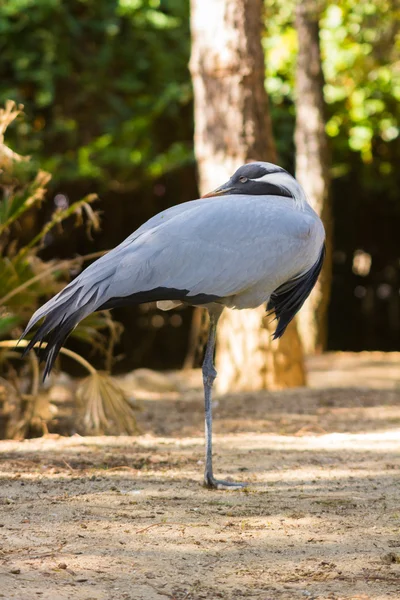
[203,473,248,490]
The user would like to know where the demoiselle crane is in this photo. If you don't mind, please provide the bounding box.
[21,161,325,489]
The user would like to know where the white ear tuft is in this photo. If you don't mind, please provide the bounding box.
[251,171,307,210]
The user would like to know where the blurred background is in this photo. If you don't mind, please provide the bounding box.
[0,0,399,437]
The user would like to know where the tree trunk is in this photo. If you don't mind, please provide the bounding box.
[294,1,332,354]
[189,0,306,392]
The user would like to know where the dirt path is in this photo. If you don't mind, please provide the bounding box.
[1,353,400,599]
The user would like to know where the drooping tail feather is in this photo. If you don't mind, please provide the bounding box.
[18,238,125,378]
[20,284,103,379]
[267,244,325,339]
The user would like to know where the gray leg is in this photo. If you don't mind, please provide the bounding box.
[202,307,247,490]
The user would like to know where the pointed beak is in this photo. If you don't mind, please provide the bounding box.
[201,183,234,198]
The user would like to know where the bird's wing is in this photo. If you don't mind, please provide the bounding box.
[22,194,324,376]
[113,199,204,249]
[22,198,204,327]
[99,194,324,305]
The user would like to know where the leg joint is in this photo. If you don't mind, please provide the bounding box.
[202,362,217,387]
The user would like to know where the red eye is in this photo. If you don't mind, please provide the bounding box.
[239,176,248,183]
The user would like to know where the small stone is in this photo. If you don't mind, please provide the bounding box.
[10,568,20,574]
[382,552,400,564]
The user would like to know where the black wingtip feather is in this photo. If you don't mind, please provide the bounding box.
[267,244,325,339]
[21,313,73,380]
[21,289,99,380]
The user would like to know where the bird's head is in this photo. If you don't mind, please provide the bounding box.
[202,161,306,208]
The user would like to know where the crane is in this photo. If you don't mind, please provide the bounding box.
[21,161,325,489]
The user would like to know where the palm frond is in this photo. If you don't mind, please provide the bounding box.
[77,372,138,436]
[0,340,137,437]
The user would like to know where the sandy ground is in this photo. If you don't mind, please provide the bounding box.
[1,352,400,600]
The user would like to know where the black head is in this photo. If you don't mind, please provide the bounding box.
[202,161,299,201]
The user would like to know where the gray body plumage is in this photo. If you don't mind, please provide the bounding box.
[24,195,323,326]
[22,162,325,488]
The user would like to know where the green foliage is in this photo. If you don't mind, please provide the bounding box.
[322,0,400,181]
[0,101,115,356]
[0,0,192,192]
[2,0,398,200]
[265,0,400,193]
